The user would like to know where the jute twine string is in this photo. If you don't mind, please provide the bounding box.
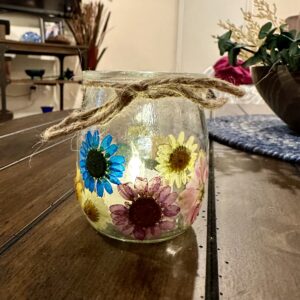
[41,76,245,141]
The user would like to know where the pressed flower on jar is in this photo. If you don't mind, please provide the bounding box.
[75,166,84,204]
[109,176,180,240]
[179,150,208,225]
[81,189,111,230]
[79,130,125,198]
[155,131,198,188]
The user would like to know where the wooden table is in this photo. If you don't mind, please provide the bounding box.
[0,104,299,300]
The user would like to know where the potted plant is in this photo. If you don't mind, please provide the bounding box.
[216,1,300,133]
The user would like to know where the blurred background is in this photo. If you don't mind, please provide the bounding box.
[0,0,298,118]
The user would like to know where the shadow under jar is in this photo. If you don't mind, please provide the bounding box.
[75,71,209,243]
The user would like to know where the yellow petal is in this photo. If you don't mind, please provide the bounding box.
[158,144,172,153]
[157,152,171,160]
[185,135,195,148]
[190,143,198,152]
[181,172,187,185]
[156,157,166,164]
[190,153,197,161]
[168,134,177,148]
[177,131,185,145]
[188,157,197,170]
[168,175,175,187]
[75,167,81,182]
[156,165,163,171]
[175,175,182,188]
[161,166,170,173]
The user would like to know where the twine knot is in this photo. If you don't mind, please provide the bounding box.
[117,89,136,106]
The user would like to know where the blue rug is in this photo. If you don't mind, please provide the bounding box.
[207,115,300,163]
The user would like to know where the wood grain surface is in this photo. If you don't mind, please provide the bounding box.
[0,140,76,247]
[214,103,300,299]
[0,193,208,300]
[0,111,75,247]
[0,111,73,169]
[0,110,70,137]
[0,130,73,169]
[214,144,300,300]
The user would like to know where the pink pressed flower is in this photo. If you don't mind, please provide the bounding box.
[193,151,208,186]
[179,188,202,225]
[109,176,180,240]
[179,151,208,225]
[213,56,253,86]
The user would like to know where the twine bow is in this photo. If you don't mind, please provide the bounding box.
[41,76,245,141]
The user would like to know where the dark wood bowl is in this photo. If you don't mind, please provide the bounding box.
[251,66,300,133]
[25,69,45,80]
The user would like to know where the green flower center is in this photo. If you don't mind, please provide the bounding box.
[129,197,162,228]
[169,146,191,172]
[86,149,107,178]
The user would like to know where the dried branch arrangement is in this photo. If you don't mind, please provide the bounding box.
[216,0,284,60]
[66,0,111,69]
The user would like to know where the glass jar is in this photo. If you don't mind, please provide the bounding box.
[75,71,209,243]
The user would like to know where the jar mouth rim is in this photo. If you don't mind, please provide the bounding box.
[83,70,206,84]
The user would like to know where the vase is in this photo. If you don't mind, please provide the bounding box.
[87,46,98,70]
[75,71,209,243]
[251,66,300,133]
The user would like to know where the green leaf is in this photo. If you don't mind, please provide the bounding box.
[289,41,300,56]
[282,31,296,40]
[216,22,300,71]
[258,22,273,39]
[217,31,235,55]
[265,36,278,50]
[228,47,241,65]
[259,46,272,65]
[243,54,262,67]
[280,49,290,65]
[220,30,232,41]
[270,47,279,63]
[267,28,277,37]
[276,34,293,50]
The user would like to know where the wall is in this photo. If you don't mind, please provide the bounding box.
[180,0,248,73]
[272,0,300,19]
[98,0,179,72]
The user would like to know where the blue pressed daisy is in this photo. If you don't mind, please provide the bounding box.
[79,130,125,197]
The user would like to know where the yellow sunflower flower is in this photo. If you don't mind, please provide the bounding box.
[75,167,84,204]
[81,189,111,230]
[155,131,198,188]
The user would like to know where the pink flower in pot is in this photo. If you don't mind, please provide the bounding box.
[213,56,253,86]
